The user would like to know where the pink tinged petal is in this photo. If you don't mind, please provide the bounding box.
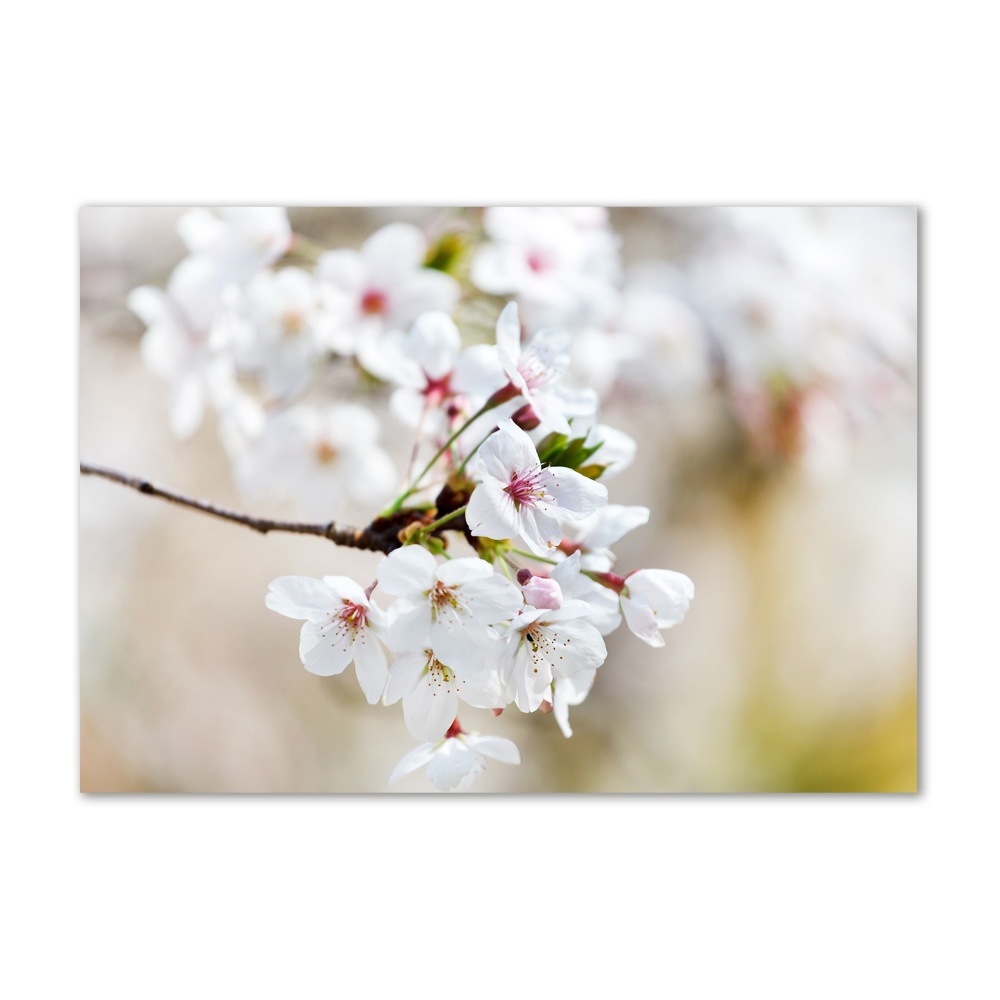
[403,672,459,742]
[537,467,608,521]
[388,742,437,785]
[463,734,521,765]
[620,597,666,648]
[625,569,695,629]
[377,545,438,596]
[353,634,389,704]
[467,477,520,543]
[522,575,563,610]
[383,652,429,705]
[521,327,572,385]
[265,576,336,622]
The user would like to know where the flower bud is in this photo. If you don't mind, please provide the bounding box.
[521,574,563,610]
[516,567,534,586]
[512,403,541,431]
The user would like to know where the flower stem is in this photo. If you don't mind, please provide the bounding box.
[417,504,468,537]
[382,396,506,515]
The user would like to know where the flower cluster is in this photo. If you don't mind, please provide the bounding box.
[124,205,913,788]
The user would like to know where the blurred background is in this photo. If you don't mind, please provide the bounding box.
[79,206,918,792]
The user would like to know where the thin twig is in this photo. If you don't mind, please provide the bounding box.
[80,462,394,553]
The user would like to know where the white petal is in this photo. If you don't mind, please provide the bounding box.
[576,504,650,549]
[362,223,425,283]
[385,601,432,655]
[494,302,522,359]
[265,576,335,622]
[467,477,519,543]
[538,466,608,521]
[435,556,495,588]
[620,597,666,647]
[377,546,438,596]
[300,622,355,676]
[424,740,483,791]
[388,743,437,785]
[403,679,459,742]
[383,652,429,705]
[353,635,388,704]
[319,575,370,606]
[463,733,521,765]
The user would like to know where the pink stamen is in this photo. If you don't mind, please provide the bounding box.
[504,468,547,508]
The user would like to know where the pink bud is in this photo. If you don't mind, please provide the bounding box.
[521,575,563,610]
[512,403,540,431]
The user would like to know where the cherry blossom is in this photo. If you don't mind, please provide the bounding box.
[494,302,598,435]
[388,722,521,791]
[378,546,523,667]
[467,418,608,556]
[127,254,234,438]
[619,568,695,648]
[471,207,621,331]
[265,575,389,704]
[383,648,504,741]
[177,207,292,284]
[316,223,460,363]
[499,601,608,714]
[372,311,505,430]
[234,403,397,518]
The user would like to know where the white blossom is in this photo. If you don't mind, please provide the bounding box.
[234,403,397,518]
[494,302,598,435]
[467,419,608,556]
[128,254,234,438]
[388,728,521,791]
[619,568,695,648]
[383,648,504,742]
[177,207,292,284]
[316,223,460,365]
[378,546,523,667]
[265,575,389,703]
[471,207,621,331]
[499,601,607,714]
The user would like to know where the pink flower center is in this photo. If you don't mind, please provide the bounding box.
[504,467,548,508]
[360,289,388,315]
[526,251,548,274]
[339,600,369,632]
[422,372,453,406]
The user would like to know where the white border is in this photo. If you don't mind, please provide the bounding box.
[4,2,994,995]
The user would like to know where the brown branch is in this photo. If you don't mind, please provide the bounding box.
[80,462,401,553]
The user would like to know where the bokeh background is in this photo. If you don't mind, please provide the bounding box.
[79,206,918,792]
